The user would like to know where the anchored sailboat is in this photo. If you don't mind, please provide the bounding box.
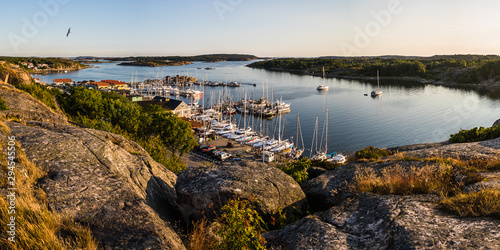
[317,67,329,91]
[311,109,328,160]
[371,70,383,97]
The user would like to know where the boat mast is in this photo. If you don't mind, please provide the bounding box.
[377,70,380,91]
[310,117,318,158]
[325,108,328,154]
[296,112,299,147]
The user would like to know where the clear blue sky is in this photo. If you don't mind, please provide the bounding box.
[2,0,500,57]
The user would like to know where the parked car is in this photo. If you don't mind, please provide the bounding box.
[219,152,232,161]
[201,145,216,152]
[210,150,223,157]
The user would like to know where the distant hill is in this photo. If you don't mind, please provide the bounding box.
[319,54,500,61]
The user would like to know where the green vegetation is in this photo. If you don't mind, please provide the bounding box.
[248,55,500,83]
[277,158,311,184]
[449,125,500,143]
[17,82,59,111]
[456,60,500,83]
[440,189,500,218]
[0,95,8,110]
[0,121,97,249]
[213,197,266,249]
[354,146,392,161]
[57,87,197,173]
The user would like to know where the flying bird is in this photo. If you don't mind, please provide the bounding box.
[66,27,71,37]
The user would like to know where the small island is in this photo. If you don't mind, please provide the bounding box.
[118,60,193,67]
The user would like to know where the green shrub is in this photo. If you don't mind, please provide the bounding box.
[355,146,391,160]
[449,125,500,143]
[0,95,8,110]
[214,197,266,249]
[277,158,310,184]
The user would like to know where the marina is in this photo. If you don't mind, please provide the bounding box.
[36,61,500,155]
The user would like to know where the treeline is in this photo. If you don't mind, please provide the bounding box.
[55,87,197,173]
[109,54,259,63]
[0,57,86,70]
[248,55,500,80]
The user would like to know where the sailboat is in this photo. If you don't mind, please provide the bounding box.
[291,112,305,159]
[371,70,383,97]
[311,109,328,160]
[317,67,329,90]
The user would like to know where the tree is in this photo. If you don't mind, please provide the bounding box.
[148,111,198,158]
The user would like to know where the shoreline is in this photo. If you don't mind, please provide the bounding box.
[247,66,500,90]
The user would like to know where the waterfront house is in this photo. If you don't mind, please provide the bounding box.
[88,82,112,90]
[136,98,191,118]
[166,99,191,118]
[53,78,73,86]
[102,80,129,90]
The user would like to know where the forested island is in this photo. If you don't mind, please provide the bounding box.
[247,55,500,86]
[118,60,193,67]
[111,54,259,64]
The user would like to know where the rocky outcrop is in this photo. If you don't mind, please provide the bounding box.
[175,162,307,223]
[7,121,185,249]
[0,61,32,86]
[301,164,358,211]
[391,136,500,160]
[264,193,500,249]
[493,118,500,127]
[0,76,67,123]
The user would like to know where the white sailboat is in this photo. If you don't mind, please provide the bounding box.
[371,70,383,97]
[317,67,329,90]
[291,112,305,159]
[311,109,328,160]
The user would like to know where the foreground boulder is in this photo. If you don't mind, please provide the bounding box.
[175,162,307,223]
[264,193,500,249]
[8,121,185,249]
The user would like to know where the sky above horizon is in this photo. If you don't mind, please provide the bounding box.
[2,0,500,57]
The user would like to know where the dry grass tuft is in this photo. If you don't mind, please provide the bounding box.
[184,218,215,250]
[354,164,455,196]
[439,189,500,218]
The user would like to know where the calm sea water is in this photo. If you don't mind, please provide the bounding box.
[36,61,500,155]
